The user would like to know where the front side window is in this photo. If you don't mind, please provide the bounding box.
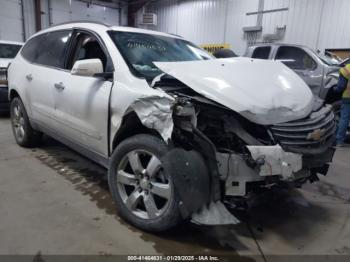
[67,32,107,71]
[0,44,22,59]
[109,31,212,80]
[252,46,271,59]
[21,30,71,69]
[276,46,317,70]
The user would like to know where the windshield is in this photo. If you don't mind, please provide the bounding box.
[109,31,212,80]
[317,53,341,66]
[0,44,22,59]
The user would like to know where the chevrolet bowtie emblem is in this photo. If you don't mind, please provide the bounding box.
[307,129,325,141]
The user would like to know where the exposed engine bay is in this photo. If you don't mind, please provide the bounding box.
[147,77,336,225]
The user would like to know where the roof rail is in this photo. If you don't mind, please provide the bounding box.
[49,20,112,28]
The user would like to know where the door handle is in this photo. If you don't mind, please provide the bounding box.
[26,74,33,81]
[54,82,65,91]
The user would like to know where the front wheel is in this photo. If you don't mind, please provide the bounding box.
[10,97,41,147]
[108,134,182,232]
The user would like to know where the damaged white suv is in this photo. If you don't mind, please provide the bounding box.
[8,22,336,232]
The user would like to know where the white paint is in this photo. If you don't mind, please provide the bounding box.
[154,57,314,125]
[71,59,104,77]
[131,96,175,142]
[247,145,303,180]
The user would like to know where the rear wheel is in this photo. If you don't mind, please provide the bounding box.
[108,134,181,232]
[10,97,41,147]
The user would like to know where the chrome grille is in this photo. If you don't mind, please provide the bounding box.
[271,105,336,154]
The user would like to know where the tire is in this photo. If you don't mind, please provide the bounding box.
[108,134,182,232]
[10,97,42,147]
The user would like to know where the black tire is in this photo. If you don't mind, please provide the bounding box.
[108,134,182,232]
[10,97,42,147]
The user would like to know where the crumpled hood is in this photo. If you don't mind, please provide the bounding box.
[154,57,314,125]
[0,59,12,69]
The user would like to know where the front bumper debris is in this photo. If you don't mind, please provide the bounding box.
[191,201,239,225]
[246,145,302,180]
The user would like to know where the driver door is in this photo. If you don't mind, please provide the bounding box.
[53,30,114,157]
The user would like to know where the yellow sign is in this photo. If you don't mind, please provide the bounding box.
[200,43,231,54]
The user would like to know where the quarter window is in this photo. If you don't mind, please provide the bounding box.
[21,30,71,69]
[275,46,317,70]
[251,46,271,59]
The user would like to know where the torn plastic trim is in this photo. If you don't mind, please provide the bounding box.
[192,128,221,201]
[130,95,175,142]
[246,145,302,180]
[162,148,210,219]
[191,201,239,226]
[216,152,263,196]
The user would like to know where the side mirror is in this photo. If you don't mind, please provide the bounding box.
[71,59,103,77]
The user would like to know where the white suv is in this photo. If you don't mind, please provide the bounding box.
[8,22,336,232]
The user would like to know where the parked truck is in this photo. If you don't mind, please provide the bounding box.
[245,44,342,108]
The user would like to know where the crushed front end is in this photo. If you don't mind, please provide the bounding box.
[166,91,336,224]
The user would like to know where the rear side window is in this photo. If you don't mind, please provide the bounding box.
[275,46,317,70]
[252,46,271,59]
[21,30,71,69]
[0,44,22,59]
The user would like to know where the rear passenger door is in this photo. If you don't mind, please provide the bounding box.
[21,30,72,130]
[53,30,114,157]
[275,46,323,95]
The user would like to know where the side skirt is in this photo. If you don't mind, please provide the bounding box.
[32,120,110,169]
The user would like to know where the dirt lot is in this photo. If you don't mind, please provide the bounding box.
[1,115,350,261]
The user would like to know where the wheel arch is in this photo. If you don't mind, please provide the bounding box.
[111,111,161,153]
[9,89,20,101]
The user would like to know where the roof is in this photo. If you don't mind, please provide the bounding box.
[30,21,181,40]
[0,40,24,46]
[248,42,307,49]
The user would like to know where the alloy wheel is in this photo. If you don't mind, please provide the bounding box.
[116,150,172,220]
[12,103,25,142]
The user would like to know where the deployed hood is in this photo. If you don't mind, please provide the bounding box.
[154,57,314,125]
[0,59,12,69]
